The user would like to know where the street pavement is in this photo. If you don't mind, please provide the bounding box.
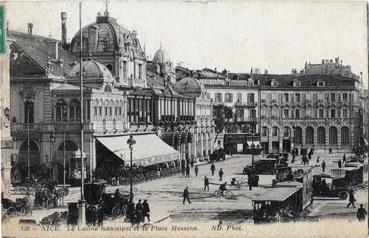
[6,151,368,225]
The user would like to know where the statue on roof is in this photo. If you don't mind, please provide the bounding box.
[45,56,54,77]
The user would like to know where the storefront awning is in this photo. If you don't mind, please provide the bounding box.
[96,134,179,167]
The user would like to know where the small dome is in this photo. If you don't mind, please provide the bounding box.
[68,59,114,81]
[153,48,171,64]
[174,77,205,97]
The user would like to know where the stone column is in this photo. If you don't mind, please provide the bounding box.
[200,133,204,161]
[268,127,273,152]
[337,127,341,150]
[313,127,318,149]
[325,126,329,152]
[301,126,306,149]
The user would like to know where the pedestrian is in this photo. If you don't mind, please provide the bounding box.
[186,166,190,178]
[204,176,209,191]
[248,173,253,191]
[97,199,104,227]
[194,165,199,177]
[343,153,346,164]
[357,204,367,221]
[182,187,191,204]
[142,200,150,222]
[321,160,326,173]
[210,162,215,176]
[218,168,224,181]
[127,201,135,222]
[347,190,356,208]
[190,160,194,168]
[135,200,143,225]
[338,159,342,168]
[291,154,295,163]
[316,156,320,164]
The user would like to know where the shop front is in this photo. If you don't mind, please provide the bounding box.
[224,133,261,155]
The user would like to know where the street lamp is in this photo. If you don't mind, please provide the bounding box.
[49,130,56,179]
[251,129,255,170]
[127,134,136,202]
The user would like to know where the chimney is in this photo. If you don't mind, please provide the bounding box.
[27,23,33,35]
[88,25,99,53]
[46,41,59,60]
[61,12,67,46]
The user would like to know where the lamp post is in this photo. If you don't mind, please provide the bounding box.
[251,129,255,170]
[49,130,56,179]
[127,135,136,202]
[26,107,30,179]
[63,131,66,188]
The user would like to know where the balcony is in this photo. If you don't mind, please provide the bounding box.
[234,101,257,108]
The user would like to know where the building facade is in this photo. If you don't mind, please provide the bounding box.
[174,77,215,162]
[176,67,260,154]
[257,73,364,153]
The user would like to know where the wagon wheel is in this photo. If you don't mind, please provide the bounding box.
[121,205,127,216]
[224,190,233,199]
[7,207,17,217]
[112,207,121,220]
[269,169,276,175]
[214,190,221,198]
[338,191,348,200]
[21,207,32,216]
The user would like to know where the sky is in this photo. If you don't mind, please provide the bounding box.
[4,0,369,88]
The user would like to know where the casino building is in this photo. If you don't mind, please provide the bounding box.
[7,10,199,183]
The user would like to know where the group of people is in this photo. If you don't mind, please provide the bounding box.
[126,199,151,226]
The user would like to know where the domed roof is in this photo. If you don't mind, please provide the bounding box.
[153,48,171,64]
[67,59,114,81]
[70,15,144,58]
[174,77,205,97]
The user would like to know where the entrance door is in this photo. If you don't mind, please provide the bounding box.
[283,140,291,153]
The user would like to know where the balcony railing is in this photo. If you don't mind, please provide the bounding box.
[234,102,257,107]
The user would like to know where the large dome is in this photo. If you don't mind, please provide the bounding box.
[174,77,205,97]
[153,48,171,64]
[70,15,144,58]
[68,59,114,81]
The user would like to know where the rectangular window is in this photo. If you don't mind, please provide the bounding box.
[225,93,233,103]
[215,93,223,103]
[94,107,98,116]
[250,109,256,119]
[343,109,348,118]
[343,93,348,102]
[295,93,301,103]
[295,109,300,119]
[284,93,289,103]
[105,107,108,116]
[123,61,127,79]
[138,64,143,79]
[319,109,324,118]
[331,93,335,102]
[99,107,102,116]
[237,93,242,102]
[284,109,289,118]
[331,109,336,118]
[313,93,318,102]
[109,107,112,116]
[248,93,255,104]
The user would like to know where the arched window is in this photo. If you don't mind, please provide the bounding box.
[341,127,350,145]
[232,125,238,133]
[329,127,337,145]
[104,85,112,92]
[69,100,80,122]
[261,127,269,137]
[283,127,290,137]
[241,125,250,133]
[58,140,78,151]
[24,100,34,123]
[294,127,302,144]
[317,127,325,144]
[272,126,279,137]
[56,100,68,122]
[306,127,314,144]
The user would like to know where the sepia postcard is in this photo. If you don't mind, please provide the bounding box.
[0,0,369,237]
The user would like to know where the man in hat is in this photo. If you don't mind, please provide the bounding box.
[182,187,191,204]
